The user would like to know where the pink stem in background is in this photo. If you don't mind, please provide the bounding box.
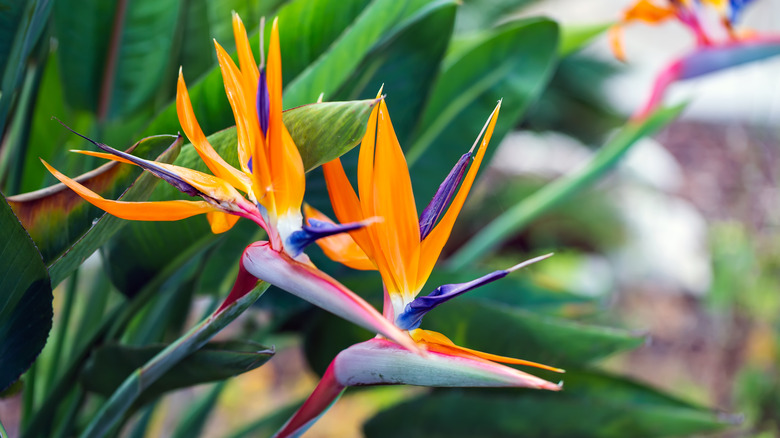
[632,60,683,121]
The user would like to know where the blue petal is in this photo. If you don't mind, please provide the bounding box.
[396,270,509,330]
[729,0,755,22]
[395,253,554,330]
[419,152,471,240]
[286,219,367,258]
[256,69,270,137]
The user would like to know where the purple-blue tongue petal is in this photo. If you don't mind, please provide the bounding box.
[395,253,554,330]
[256,69,270,136]
[286,219,367,257]
[419,152,471,239]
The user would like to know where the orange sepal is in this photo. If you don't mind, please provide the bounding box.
[265,18,305,216]
[303,204,376,271]
[411,329,564,373]
[176,70,252,193]
[42,159,216,221]
[623,0,676,24]
[207,211,241,233]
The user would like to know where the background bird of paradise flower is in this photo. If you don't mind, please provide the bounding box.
[0,0,779,437]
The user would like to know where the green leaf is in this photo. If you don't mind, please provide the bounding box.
[335,0,457,144]
[0,193,53,392]
[6,134,182,286]
[80,341,272,405]
[0,0,53,137]
[51,0,115,113]
[559,22,612,56]
[364,371,735,437]
[285,99,380,171]
[282,0,427,107]
[104,99,376,296]
[106,0,180,119]
[448,105,685,269]
[407,18,559,206]
[80,282,271,438]
[52,0,179,119]
[171,381,227,438]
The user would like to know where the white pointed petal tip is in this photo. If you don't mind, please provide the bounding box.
[333,339,562,391]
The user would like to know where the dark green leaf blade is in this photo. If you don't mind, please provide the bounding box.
[364,371,735,438]
[0,193,53,392]
[80,341,273,405]
[407,18,559,206]
[107,0,180,119]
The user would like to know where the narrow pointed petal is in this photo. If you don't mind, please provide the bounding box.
[257,70,270,136]
[176,71,252,192]
[333,338,561,390]
[411,329,565,373]
[213,40,273,200]
[42,160,216,221]
[231,12,260,102]
[241,242,421,354]
[303,204,375,271]
[273,362,346,438]
[419,152,470,240]
[396,254,553,330]
[418,102,500,287]
[372,100,421,297]
[266,18,306,216]
[72,143,246,207]
[285,218,371,258]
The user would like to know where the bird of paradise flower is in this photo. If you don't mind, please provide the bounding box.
[610,0,780,119]
[41,13,419,352]
[270,97,563,438]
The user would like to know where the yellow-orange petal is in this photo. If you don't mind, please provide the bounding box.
[303,204,376,271]
[265,19,305,216]
[207,211,241,234]
[176,70,252,193]
[213,40,274,206]
[322,157,376,260]
[609,25,627,62]
[42,159,216,221]
[417,101,500,288]
[372,99,420,297]
[231,12,260,107]
[623,0,676,24]
[411,329,564,373]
